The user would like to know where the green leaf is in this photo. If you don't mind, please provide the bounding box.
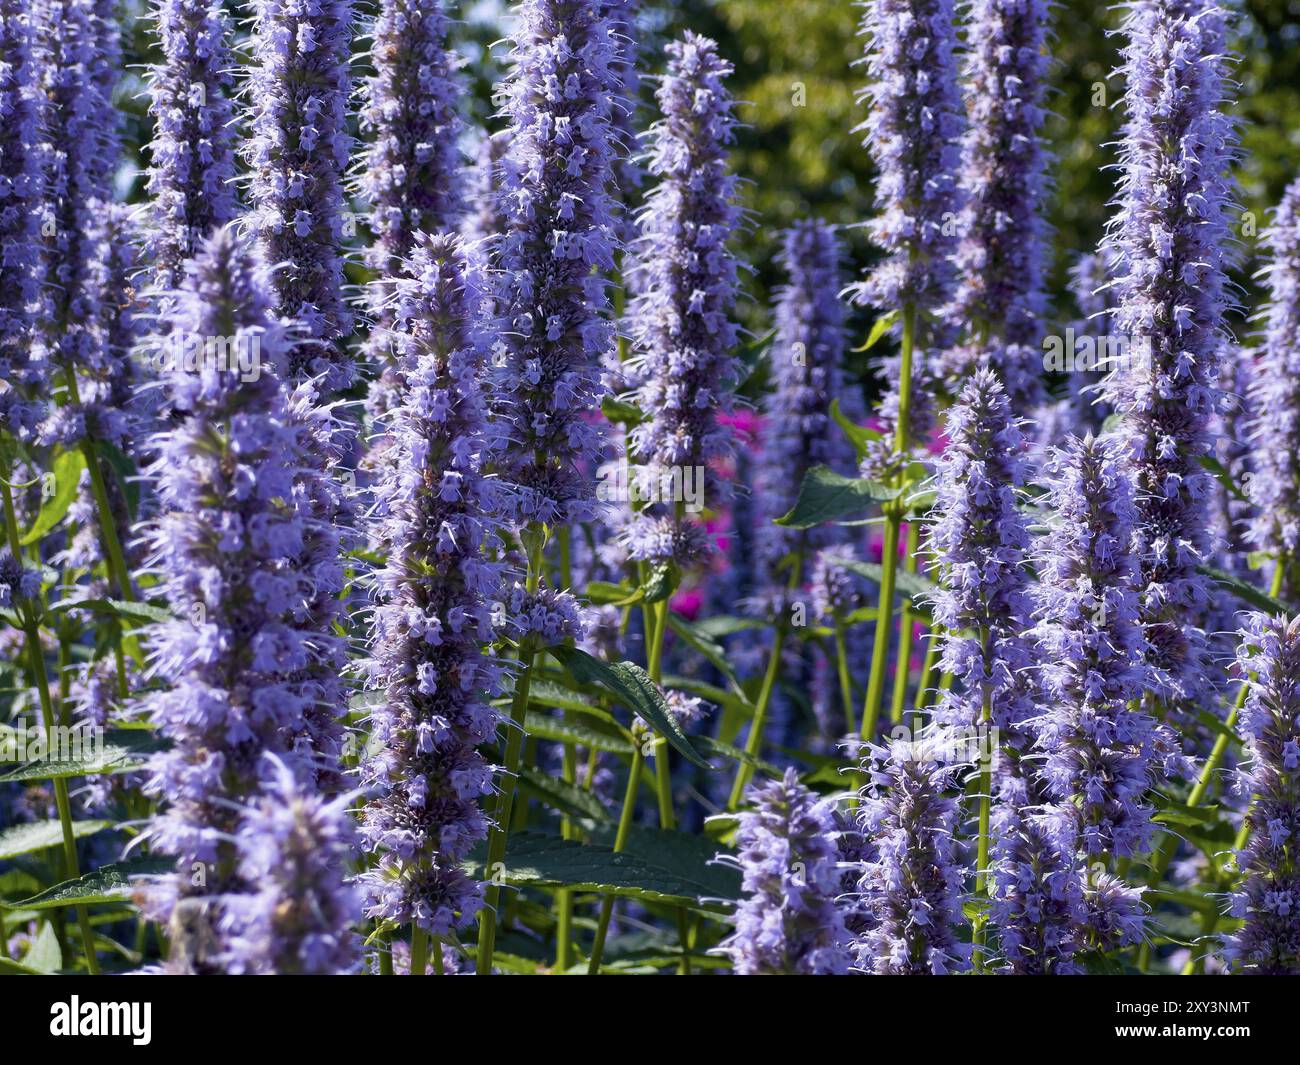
[548,646,710,769]
[0,729,165,782]
[96,440,140,520]
[0,955,45,975]
[666,613,741,689]
[1152,804,1224,829]
[45,596,173,625]
[0,819,111,861]
[3,859,172,911]
[775,465,901,529]
[1199,455,1249,504]
[587,825,742,902]
[470,831,735,907]
[853,309,900,352]
[1198,564,1290,616]
[586,580,640,606]
[838,558,937,603]
[20,449,85,546]
[642,560,680,604]
[692,615,767,640]
[23,921,62,973]
[600,395,644,427]
[694,736,781,779]
[829,398,882,459]
[518,767,613,823]
[522,713,635,755]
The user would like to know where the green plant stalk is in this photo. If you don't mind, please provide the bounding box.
[971,684,993,974]
[833,622,855,734]
[553,526,578,972]
[889,520,921,726]
[912,626,942,725]
[587,747,643,974]
[1,472,100,974]
[1137,561,1287,973]
[409,927,428,977]
[1182,817,1252,976]
[727,624,788,809]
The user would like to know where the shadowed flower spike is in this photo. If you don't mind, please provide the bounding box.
[626,33,742,568]
[1101,0,1238,709]
[0,0,46,441]
[944,0,1053,409]
[247,0,356,392]
[601,0,643,236]
[360,0,463,313]
[491,0,623,527]
[360,233,507,936]
[716,768,852,975]
[226,755,362,974]
[853,738,971,975]
[849,0,963,317]
[756,221,861,570]
[140,228,347,973]
[144,0,239,292]
[1223,613,1300,974]
[1248,179,1300,596]
[929,367,1035,753]
[1032,433,1175,857]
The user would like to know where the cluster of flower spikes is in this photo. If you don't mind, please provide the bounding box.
[247,0,356,392]
[942,0,1052,411]
[717,768,852,975]
[853,738,970,974]
[140,228,350,973]
[1248,178,1300,599]
[0,0,46,441]
[756,221,862,571]
[928,367,1035,760]
[359,0,464,374]
[1223,613,1300,974]
[144,0,239,293]
[1031,433,1181,858]
[490,0,623,530]
[359,233,508,937]
[223,755,362,974]
[1100,0,1239,711]
[625,32,742,570]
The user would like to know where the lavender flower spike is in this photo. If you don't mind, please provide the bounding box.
[247,0,355,391]
[492,0,623,527]
[0,0,46,441]
[756,221,862,570]
[141,228,347,972]
[144,0,239,292]
[1101,0,1238,707]
[929,367,1035,752]
[849,0,963,317]
[1222,613,1300,974]
[1248,179,1300,596]
[361,233,506,936]
[227,755,362,974]
[717,768,852,975]
[627,33,742,568]
[854,739,971,975]
[1032,433,1172,857]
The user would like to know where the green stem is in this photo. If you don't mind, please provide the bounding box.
[888,521,921,726]
[1,472,99,974]
[971,685,993,973]
[409,927,428,976]
[833,622,855,735]
[587,748,643,974]
[727,625,787,809]
[860,511,900,740]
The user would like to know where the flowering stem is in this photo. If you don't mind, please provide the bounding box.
[587,747,643,974]
[1,471,99,974]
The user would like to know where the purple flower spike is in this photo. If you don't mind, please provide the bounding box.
[626,33,742,568]
[144,0,239,292]
[360,233,506,937]
[1101,0,1238,708]
[853,740,971,975]
[140,228,347,972]
[757,221,861,569]
[1223,613,1300,974]
[849,0,963,318]
[226,755,362,974]
[247,0,356,392]
[1248,179,1300,594]
[717,768,852,975]
[0,0,46,440]
[929,367,1035,752]
[491,0,623,528]
[1032,433,1176,857]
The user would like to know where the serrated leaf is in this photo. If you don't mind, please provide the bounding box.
[600,395,644,427]
[548,646,710,769]
[519,766,612,823]
[1199,564,1290,616]
[586,580,640,606]
[1152,804,1224,828]
[693,736,781,779]
[21,449,85,546]
[853,309,900,352]
[46,596,173,626]
[3,859,172,910]
[0,819,111,861]
[776,466,902,529]
[837,558,937,603]
[666,613,741,688]
[23,921,62,973]
[830,398,882,459]
[523,713,635,755]
[0,730,165,782]
[643,561,679,604]
[588,825,742,902]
